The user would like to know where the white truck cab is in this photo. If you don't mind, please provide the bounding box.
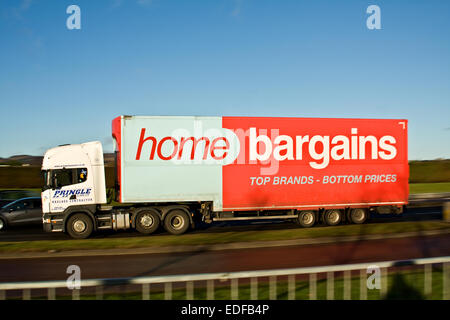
[40,137,195,239]
[41,141,108,234]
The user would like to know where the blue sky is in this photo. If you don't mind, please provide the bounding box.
[0,0,449,159]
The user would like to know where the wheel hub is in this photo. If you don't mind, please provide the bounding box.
[141,214,154,228]
[73,220,86,233]
[328,211,340,223]
[171,216,184,230]
[303,213,314,225]
[352,210,365,222]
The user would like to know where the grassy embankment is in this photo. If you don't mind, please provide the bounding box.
[409,182,450,193]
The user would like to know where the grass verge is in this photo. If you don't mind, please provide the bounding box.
[409,182,450,194]
[0,220,449,254]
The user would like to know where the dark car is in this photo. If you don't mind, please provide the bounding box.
[0,197,43,231]
[0,190,40,208]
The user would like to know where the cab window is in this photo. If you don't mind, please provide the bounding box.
[51,168,88,188]
[52,170,73,188]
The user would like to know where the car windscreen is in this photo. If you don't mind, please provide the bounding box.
[0,201,12,209]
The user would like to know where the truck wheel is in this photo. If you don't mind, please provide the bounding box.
[164,209,190,235]
[350,208,368,224]
[0,217,6,231]
[66,213,93,239]
[324,209,342,226]
[298,211,316,228]
[135,209,160,234]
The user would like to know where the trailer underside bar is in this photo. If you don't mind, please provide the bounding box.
[212,215,298,222]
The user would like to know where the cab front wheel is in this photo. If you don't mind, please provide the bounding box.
[66,213,93,239]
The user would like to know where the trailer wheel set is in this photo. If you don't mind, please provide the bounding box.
[296,207,369,228]
[63,206,372,239]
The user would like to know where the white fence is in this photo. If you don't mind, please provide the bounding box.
[1,256,449,300]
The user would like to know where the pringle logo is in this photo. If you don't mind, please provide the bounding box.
[53,188,92,198]
[134,127,397,169]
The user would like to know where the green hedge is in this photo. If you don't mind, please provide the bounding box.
[408,160,450,183]
[0,166,116,188]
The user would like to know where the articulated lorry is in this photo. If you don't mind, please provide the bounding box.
[41,116,409,238]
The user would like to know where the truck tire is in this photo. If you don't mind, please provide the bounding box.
[324,209,342,226]
[135,209,160,235]
[0,217,6,231]
[297,211,316,228]
[164,209,190,235]
[66,213,93,239]
[349,208,368,224]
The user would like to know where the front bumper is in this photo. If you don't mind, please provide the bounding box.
[42,215,64,233]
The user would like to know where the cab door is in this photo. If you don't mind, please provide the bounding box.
[49,167,94,213]
[49,168,75,213]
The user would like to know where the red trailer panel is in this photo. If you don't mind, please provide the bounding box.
[222,117,408,211]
